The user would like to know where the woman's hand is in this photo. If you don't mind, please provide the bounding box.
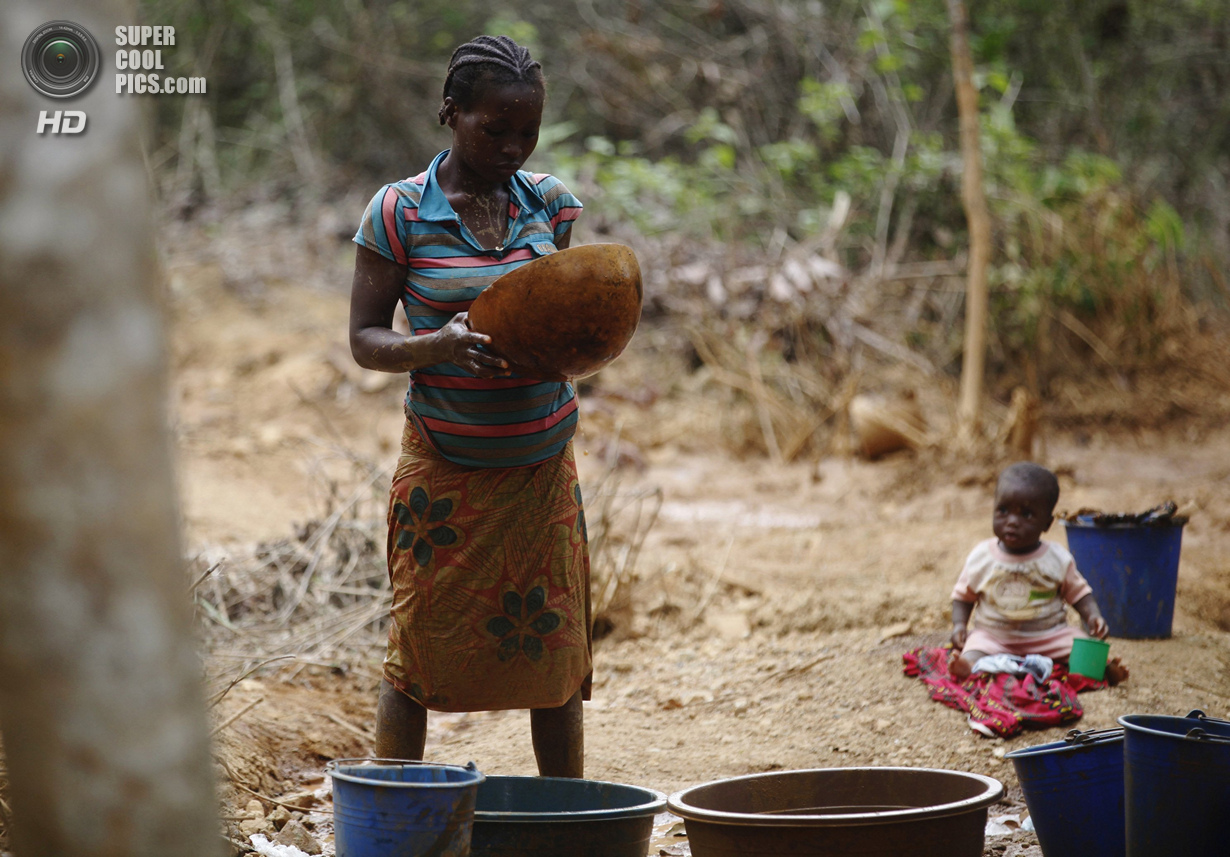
[347,245,509,376]
[436,312,510,378]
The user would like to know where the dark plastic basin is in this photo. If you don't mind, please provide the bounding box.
[667,767,1003,857]
[470,775,667,857]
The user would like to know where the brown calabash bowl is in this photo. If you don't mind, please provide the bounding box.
[468,243,643,381]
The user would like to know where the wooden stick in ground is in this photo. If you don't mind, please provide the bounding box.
[229,780,332,815]
[323,712,374,741]
[745,334,783,463]
[688,535,737,626]
[188,562,221,593]
[274,464,390,623]
[210,697,265,737]
[1056,309,1118,367]
[948,0,992,444]
[214,755,329,814]
[208,655,297,708]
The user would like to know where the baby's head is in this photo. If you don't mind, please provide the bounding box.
[993,462,1059,554]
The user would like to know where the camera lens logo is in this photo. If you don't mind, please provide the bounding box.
[22,21,101,98]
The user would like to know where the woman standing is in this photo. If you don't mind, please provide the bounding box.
[348,35,589,777]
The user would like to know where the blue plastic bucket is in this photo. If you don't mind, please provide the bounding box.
[471,775,667,857]
[1119,710,1230,857]
[1005,727,1124,857]
[1062,520,1184,638]
[327,758,485,857]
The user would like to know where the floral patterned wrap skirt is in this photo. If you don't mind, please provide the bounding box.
[382,418,592,712]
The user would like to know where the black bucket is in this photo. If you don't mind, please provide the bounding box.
[1119,710,1230,857]
[470,775,666,857]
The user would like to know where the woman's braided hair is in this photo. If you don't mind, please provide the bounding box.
[439,35,544,125]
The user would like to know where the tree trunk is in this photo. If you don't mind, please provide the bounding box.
[947,0,992,443]
[0,3,220,855]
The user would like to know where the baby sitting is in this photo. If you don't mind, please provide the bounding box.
[950,462,1128,685]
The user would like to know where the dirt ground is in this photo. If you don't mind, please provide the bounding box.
[164,205,1230,856]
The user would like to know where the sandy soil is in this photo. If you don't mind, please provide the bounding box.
[164,209,1230,857]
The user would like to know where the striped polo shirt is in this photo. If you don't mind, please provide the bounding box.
[354,150,584,468]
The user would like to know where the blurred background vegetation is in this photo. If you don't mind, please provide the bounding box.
[140,0,1230,450]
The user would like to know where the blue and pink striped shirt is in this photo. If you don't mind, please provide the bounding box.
[354,150,584,468]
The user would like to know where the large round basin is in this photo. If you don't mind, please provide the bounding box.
[667,767,1003,856]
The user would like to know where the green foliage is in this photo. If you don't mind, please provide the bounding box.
[140,0,1225,376]
[798,79,853,144]
[139,0,552,185]
[482,16,539,53]
[980,131,1190,367]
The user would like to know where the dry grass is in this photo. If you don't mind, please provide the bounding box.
[192,426,663,693]
[191,454,397,698]
[685,323,851,463]
[582,441,662,638]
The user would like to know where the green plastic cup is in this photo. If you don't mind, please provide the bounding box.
[1069,637,1111,680]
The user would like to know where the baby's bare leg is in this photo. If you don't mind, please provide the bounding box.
[375,678,427,760]
[1104,656,1130,686]
[951,650,988,680]
[530,689,584,778]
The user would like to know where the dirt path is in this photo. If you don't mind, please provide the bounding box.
[168,233,1230,856]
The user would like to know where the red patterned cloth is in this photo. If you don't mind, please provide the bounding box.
[903,646,1106,738]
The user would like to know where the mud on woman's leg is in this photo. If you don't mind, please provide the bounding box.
[376,678,427,760]
[530,689,584,778]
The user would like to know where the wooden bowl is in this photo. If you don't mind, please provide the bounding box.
[468,243,642,381]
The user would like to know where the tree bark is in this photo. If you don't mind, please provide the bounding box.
[947,0,992,443]
[0,2,220,855]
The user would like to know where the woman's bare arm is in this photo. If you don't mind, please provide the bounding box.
[348,245,508,377]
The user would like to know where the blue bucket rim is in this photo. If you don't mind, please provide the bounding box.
[326,757,486,789]
[1118,710,1230,742]
[666,767,1003,828]
[1060,518,1186,530]
[1005,728,1123,761]
[475,775,667,823]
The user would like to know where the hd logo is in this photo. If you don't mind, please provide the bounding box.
[37,110,88,134]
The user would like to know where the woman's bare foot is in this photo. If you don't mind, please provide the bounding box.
[1105,656,1130,686]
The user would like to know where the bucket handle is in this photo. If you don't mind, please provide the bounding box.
[1064,727,1123,745]
[1183,710,1230,744]
[1184,727,1230,744]
[1185,709,1230,726]
[326,757,484,774]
